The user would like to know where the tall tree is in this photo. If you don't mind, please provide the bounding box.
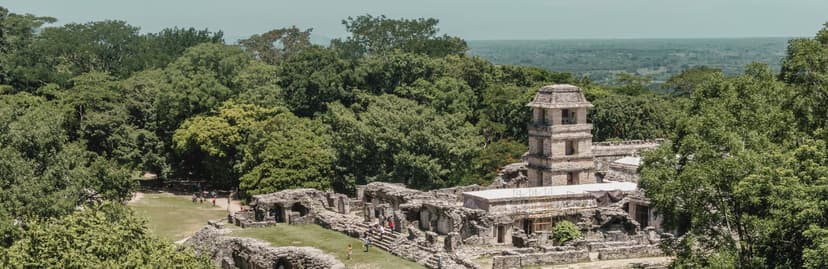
[239,27,312,65]
[239,112,335,195]
[173,101,281,188]
[640,64,802,268]
[325,94,482,191]
[331,14,467,57]
[780,23,828,132]
[0,7,56,90]
[4,203,211,268]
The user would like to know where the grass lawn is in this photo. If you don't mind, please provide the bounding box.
[233,224,424,269]
[130,192,228,241]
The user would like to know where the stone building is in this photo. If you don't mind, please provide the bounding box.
[462,182,638,244]
[525,84,596,186]
[233,189,349,228]
[458,84,664,251]
[604,156,642,183]
[219,83,669,269]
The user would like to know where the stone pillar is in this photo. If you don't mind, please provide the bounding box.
[426,231,439,247]
[408,226,421,240]
[356,186,365,201]
[393,211,404,233]
[551,109,562,125]
[337,196,350,214]
[363,203,374,223]
[577,107,588,124]
[444,232,460,252]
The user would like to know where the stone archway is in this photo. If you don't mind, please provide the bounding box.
[291,203,309,217]
[274,257,293,269]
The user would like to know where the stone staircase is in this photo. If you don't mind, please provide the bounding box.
[366,228,403,252]
[356,223,464,269]
[424,254,443,269]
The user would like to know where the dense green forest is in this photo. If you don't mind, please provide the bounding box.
[2,5,828,268]
[469,38,788,85]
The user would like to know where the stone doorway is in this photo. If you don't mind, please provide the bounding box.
[291,203,309,217]
[271,205,284,222]
[497,225,505,243]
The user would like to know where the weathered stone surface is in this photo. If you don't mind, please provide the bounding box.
[445,232,461,252]
[426,231,439,246]
[408,226,421,240]
[186,226,345,269]
[597,244,664,260]
[592,139,662,173]
[492,249,589,269]
[488,162,528,189]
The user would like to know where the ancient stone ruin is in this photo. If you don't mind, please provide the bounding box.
[187,226,345,269]
[197,84,669,269]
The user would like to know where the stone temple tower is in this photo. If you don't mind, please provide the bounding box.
[524,84,595,186]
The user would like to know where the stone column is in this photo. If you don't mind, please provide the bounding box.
[577,107,588,124]
[337,196,350,214]
[444,232,460,252]
[551,109,562,125]
[393,211,404,233]
[363,202,374,223]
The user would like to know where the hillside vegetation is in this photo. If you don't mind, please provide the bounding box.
[2,5,828,268]
[469,38,788,85]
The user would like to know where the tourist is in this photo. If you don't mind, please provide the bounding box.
[363,237,371,252]
[389,218,395,231]
[191,193,197,203]
[212,197,216,207]
[437,255,443,269]
[379,224,385,240]
[347,244,352,260]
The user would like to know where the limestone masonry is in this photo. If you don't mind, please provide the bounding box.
[189,84,670,269]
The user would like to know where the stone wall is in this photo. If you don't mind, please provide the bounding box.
[592,139,662,173]
[186,226,345,269]
[492,249,589,269]
[605,162,640,183]
[487,162,528,188]
[596,244,664,260]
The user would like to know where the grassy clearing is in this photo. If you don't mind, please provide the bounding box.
[232,224,424,269]
[130,192,228,241]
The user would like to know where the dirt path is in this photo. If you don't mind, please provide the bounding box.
[129,191,243,213]
[540,256,672,269]
[128,192,144,203]
[213,195,244,213]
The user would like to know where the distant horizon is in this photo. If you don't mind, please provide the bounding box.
[220,34,800,45]
[466,36,798,42]
[4,0,826,41]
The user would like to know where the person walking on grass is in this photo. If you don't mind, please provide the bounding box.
[347,244,352,260]
[363,237,371,252]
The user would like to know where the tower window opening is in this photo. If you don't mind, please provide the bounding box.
[565,140,577,155]
[562,109,577,124]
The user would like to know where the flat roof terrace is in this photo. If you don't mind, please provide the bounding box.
[463,182,637,202]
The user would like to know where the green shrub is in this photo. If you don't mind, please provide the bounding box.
[552,220,581,245]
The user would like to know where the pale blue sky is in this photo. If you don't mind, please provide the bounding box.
[3,0,827,40]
